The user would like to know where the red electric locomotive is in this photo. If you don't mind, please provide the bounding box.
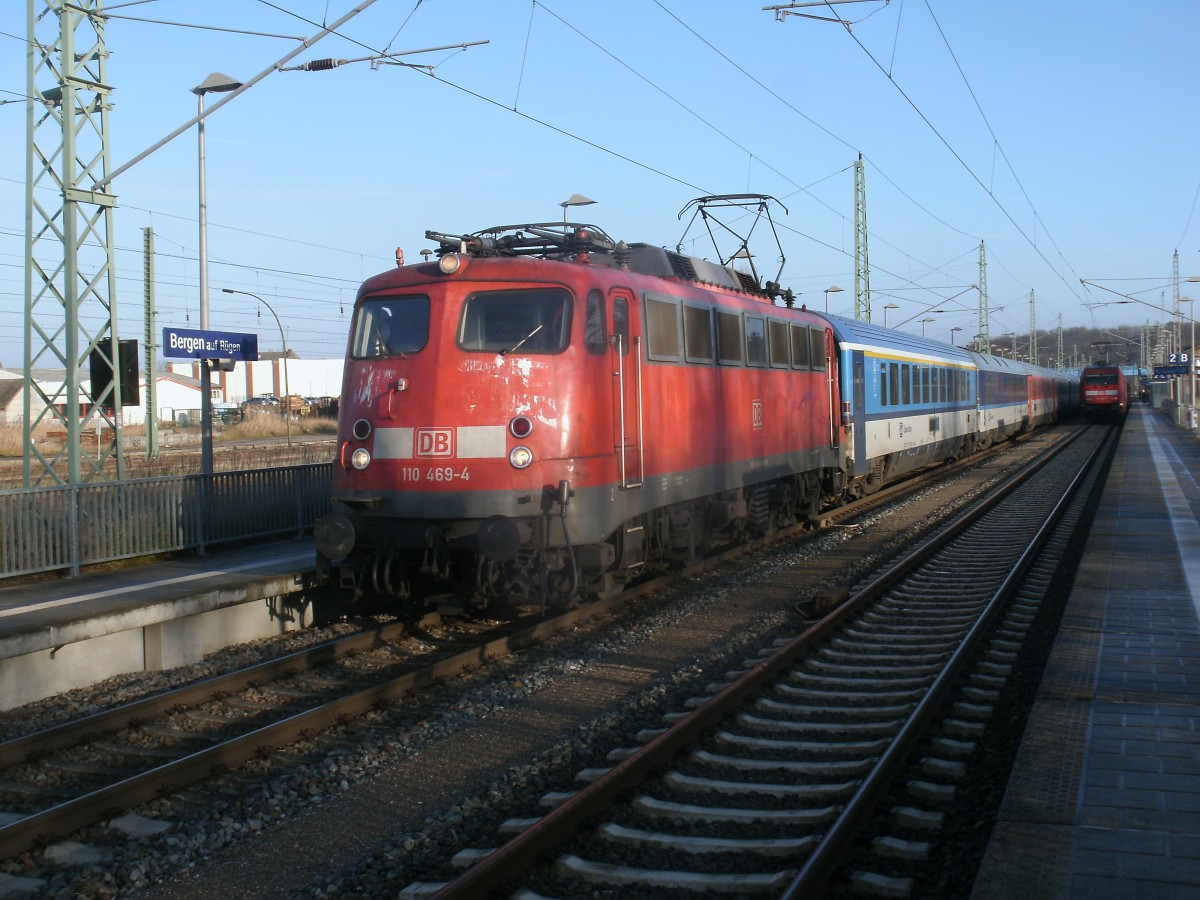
[315,203,841,609]
[1079,364,1128,419]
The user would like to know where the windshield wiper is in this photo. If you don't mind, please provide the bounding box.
[500,324,543,355]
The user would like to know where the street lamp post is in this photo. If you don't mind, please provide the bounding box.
[223,289,291,448]
[824,284,844,313]
[920,318,935,336]
[950,326,963,346]
[883,303,899,328]
[193,72,242,476]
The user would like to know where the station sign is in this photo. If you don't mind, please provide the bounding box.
[1153,364,1188,377]
[162,327,259,360]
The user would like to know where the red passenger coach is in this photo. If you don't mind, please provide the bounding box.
[316,216,841,610]
[1080,365,1128,419]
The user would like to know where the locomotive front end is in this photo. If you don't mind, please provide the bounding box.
[316,246,611,611]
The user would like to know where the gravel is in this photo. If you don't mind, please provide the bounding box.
[0,447,1043,899]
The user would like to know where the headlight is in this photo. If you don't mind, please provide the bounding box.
[509,416,533,438]
[351,448,371,470]
[439,253,464,275]
[509,446,533,469]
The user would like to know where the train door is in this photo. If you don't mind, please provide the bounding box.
[823,328,839,448]
[851,349,867,475]
[610,289,642,488]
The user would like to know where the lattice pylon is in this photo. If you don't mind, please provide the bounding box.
[24,0,125,485]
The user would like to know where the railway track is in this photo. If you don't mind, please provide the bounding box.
[0,424,1089,882]
[0,605,636,862]
[422,423,1115,898]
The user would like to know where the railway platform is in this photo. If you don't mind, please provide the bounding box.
[972,403,1200,898]
[0,540,316,710]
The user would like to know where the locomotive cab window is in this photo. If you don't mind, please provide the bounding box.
[458,288,571,353]
[612,295,630,356]
[351,295,431,359]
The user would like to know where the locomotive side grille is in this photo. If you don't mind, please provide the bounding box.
[667,252,699,281]
[732,269,759,292]
[625,244,743,291]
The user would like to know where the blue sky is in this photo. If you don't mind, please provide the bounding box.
[2,0,1199,368]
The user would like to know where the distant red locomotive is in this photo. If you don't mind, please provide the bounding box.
[1079,365,1128,419]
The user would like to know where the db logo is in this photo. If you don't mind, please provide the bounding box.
[416,428,453,458]
[752,400,764,429]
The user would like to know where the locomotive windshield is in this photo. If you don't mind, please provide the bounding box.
[350,295,431,358]
[458,288,571,354]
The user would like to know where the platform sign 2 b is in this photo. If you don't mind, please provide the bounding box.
[1154,363,1189,377]
[162,327,259,360]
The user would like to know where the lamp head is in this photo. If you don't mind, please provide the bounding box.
[193,72,242,95]
[560,193,596,209]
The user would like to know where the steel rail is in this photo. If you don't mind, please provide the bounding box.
[0,598,629,860]
[429,424,1101,898]
[0,616,432,769]
[782,424,1114,897]
[0,425,1080,864]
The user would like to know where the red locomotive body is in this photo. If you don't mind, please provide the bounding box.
[316,225,840,608]
[1079,365,1128,419]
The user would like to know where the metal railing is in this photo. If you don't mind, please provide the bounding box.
[0,463,331,579]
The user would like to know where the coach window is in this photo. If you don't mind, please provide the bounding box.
[889,362,900,406]
[646,296,682,361]
[683,304,714,363]
[746,316,767,367]
[911,366,920,404]
[717,311,743,365]
[612,295,630,357]
[769,320,790,368]
[791,324,810,368]
[351,294,431,359]
[809,328,826,370]
[901,364,911,405]
[880,364,889,407]
[585,290,607,355]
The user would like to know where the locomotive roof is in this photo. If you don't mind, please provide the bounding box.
[424,223,766,297]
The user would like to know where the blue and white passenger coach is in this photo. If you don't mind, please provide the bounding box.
[825,315,978,493]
